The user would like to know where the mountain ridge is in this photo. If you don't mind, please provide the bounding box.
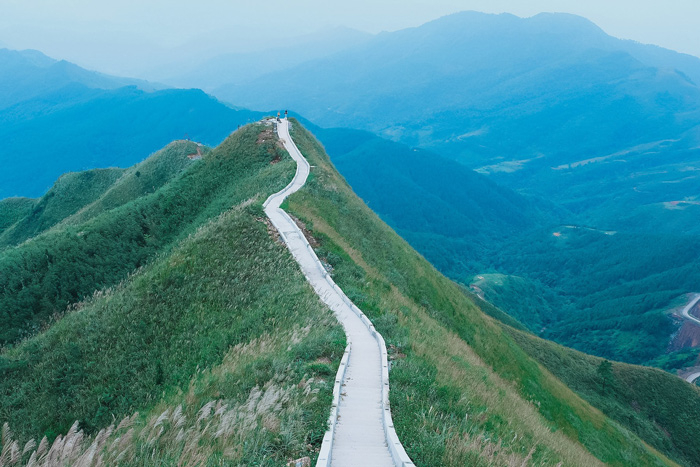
[0,120,697,465]
[0,50,264,199]
[0,48,158,109]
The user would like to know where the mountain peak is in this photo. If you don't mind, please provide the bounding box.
[422,10,609,42]
[0,47,56,68]
[17,48,57,67]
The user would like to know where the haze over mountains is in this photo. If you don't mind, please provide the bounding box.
[0,48,156,109]
[0,48,261,199]
[4,8,700,465]
[3,10,700,367]
[158,27,372,91]
[214,12,700,161]
[213,12,700,220]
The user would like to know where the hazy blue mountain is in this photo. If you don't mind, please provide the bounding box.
[307,122,557,259]
[216,13,700,161]
[217,10,700,233]
[0,48,157,110]
[165,27,372,91]
[0,49,262,199]
[0,84,262,198]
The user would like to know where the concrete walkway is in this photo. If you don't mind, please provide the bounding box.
[263,118,412,466]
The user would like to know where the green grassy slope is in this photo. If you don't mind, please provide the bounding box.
[0,197,36,233]
[0,140,205,249]
[0,128,277,346]
[0,122,344,464]
[507,327,700,465]
[286,120,682,466]
[0,168,124,247]
[56,140,206,228]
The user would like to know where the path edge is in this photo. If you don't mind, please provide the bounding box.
[264,118,413,466]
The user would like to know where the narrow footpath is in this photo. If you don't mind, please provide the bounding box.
[263,118,412,466]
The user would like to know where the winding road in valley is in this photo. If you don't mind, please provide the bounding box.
[680,294,700,327]
[686,371,700,384]
[263,118,413,467]
[680,294,700,384]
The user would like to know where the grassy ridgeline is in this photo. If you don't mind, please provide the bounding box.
[0,168,125,248]
[286,119,682,466]
[0,123,344,464]
[0,127,283,345]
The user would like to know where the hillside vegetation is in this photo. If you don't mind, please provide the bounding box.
[0,168,125,247]
[208,12,700,370]
[0,198,36,233]
[2,120,698,466]
[0,123,344,464]
[310,124,700,367]
[508,328,700,464]
[0,141,201,344]
[285,120,692,466]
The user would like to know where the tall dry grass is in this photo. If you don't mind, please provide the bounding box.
[1,379,324,466]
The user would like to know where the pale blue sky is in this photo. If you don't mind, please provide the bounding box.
[1,0,699,77]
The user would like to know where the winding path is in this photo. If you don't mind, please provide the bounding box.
[680,294,700,327]
[263,118,413,466]
[678,294,700,384]
[685,371,700,384]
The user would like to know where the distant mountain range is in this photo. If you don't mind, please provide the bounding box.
[214,12,700,156]
[212,12,700,225]
[0,48,262,199]
[0,48,157,109]
[159,27,372,91]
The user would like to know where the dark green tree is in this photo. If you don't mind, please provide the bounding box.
[597,359,614,395]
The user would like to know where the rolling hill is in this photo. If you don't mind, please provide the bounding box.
[0,123,343,464]
[2,120,699,465]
